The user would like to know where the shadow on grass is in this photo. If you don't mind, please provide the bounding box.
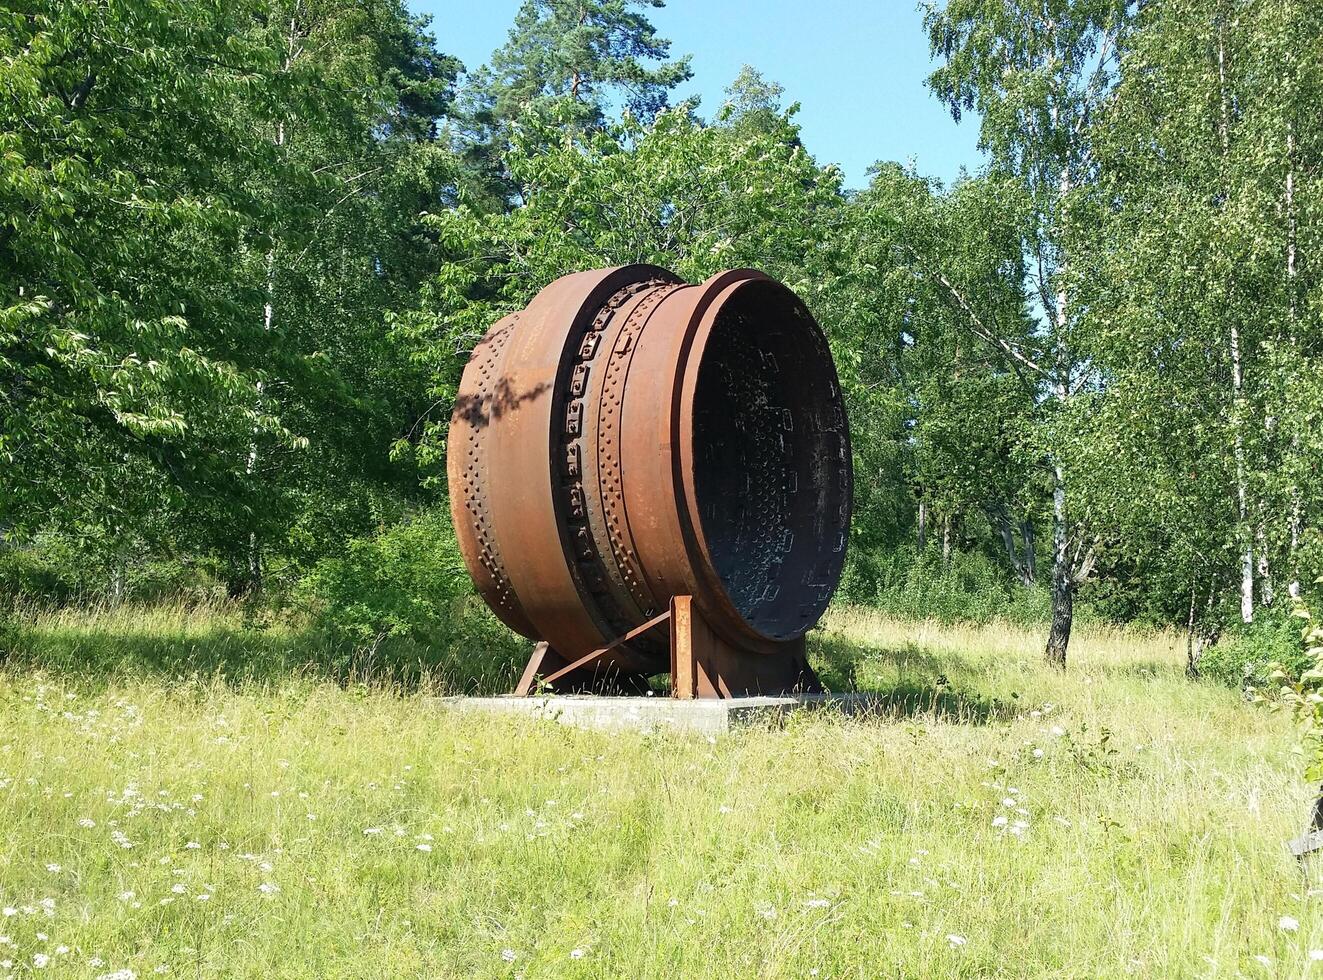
[4,606,1022,722]
[809,629,1017,724]
[1,602,529,696]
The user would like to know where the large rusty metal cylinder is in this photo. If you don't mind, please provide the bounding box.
[448,265,851,695]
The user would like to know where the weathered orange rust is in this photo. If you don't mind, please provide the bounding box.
[447,265,851,697]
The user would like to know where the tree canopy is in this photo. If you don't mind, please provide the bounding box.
[2,0,1319,674]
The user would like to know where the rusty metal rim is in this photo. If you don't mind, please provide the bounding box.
[676,271,847,646]
[669,270,789,653]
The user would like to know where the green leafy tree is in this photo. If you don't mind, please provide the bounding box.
[832,164,1038,590]
[1,0,462,600]
[451,0,691,210]
[924,0,1135,666]
[719,65,788,135]
[225,0,460,595]
[1070,0,1323,661]
[0,0,292,567]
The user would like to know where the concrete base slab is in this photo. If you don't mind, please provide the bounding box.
[430,693,879,736]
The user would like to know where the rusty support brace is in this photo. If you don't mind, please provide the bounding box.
[513,597,824,699]
[514,611,671,695]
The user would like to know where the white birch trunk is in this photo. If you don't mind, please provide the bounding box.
[1287,129,1303,600]
[1045,164,1073,669]
[1218,29,1255,624]
[1256,526,1274,607]
[244,15,298,595]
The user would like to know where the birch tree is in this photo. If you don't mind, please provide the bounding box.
[1071,0,1323,651]
[923,0,1134,666]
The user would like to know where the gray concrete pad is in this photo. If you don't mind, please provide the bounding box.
[430,693,880,736]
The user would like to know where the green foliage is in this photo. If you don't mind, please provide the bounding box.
[0,541,223,609]
[841,547,1052,627]
[2,0,1321,675]
[1068,0,1323,633]
[1,0,460,598]
[1,0,289,540]
[297,508,487,648]
[449,0,691,209]
[1203,605,1313,688]
[402,99,844,482]
[1263,594,1323,780]
[480,0,690,126]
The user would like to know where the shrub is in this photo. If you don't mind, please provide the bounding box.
[0,546,78,606]
[0,536,224,608]
[1200,606,1312,687]
[841,545,1052,626]
[297,507,477,647]
[1261,594,1323,780]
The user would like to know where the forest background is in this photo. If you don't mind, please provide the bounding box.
[3,0,1321,685]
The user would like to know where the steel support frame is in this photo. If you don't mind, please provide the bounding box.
[512,596,821,699]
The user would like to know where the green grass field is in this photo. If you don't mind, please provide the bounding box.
[0,602,1318,977]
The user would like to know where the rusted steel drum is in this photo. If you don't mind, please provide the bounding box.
[447,265,851,682]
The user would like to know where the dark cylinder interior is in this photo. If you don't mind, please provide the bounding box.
[690,280,851,641]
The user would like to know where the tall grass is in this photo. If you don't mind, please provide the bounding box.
[1,596,527,693]
[0,603,1318,977]
[840,548,1056,627]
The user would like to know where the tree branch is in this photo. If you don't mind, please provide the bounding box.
[902,243,1048,379]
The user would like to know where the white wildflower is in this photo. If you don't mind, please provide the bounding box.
[500,949,516,963]
[258,882,278,895]
[33,953,50,968]
[570,949,585,959]
[1278,915,1299,932]
[416,844,432,853]
[946,934,967,947]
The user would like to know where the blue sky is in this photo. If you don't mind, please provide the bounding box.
[409,1,984,191]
